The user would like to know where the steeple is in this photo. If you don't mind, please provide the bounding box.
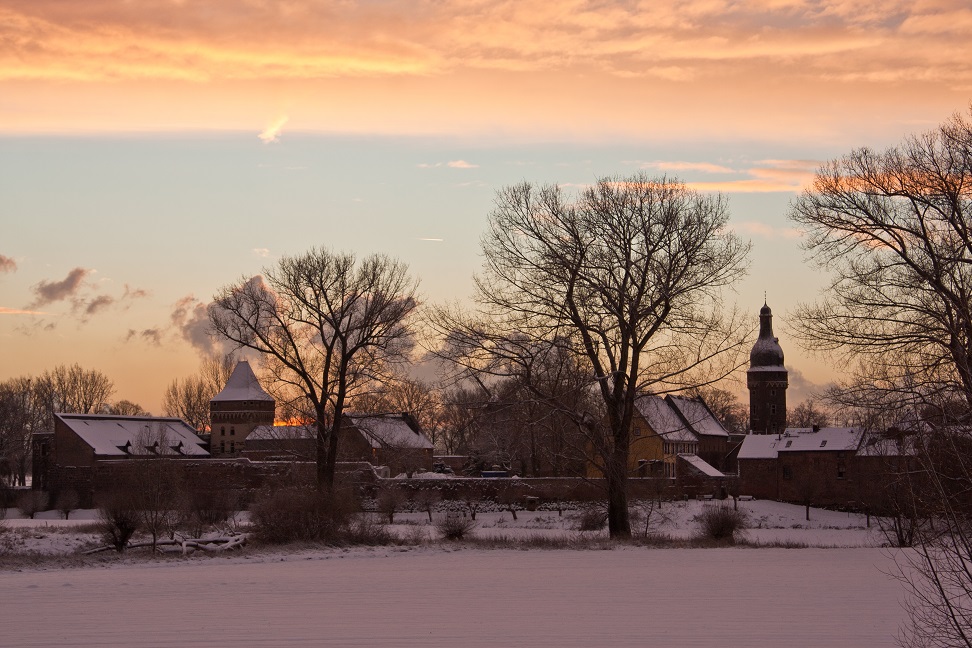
[747,301,788,435]
[209,360,275,456]
[749,301,785,368]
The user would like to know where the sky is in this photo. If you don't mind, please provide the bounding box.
[2,0,972,413]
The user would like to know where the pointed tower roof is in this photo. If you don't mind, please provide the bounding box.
[749,301,785,369]
[211,360,274,402]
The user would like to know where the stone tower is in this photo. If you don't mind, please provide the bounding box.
[209,360,275,456]
[747,302,788,435]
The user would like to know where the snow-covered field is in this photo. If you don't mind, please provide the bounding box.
[1,500,910,647]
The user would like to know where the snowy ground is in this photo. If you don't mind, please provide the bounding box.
[1,500,910,647]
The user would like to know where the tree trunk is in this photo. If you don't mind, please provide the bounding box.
[606,460,631,538]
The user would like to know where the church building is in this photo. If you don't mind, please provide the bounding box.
[747,302,788,435]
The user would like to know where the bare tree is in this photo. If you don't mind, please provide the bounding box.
[161,354,236,431]
[429,175,750,537]
[788,399,830,428]
[791,107,972,647]
[692,386,748,434]
[37,364,115,418]
[351,377,444,449]
[211,249,419,491]
[105,400,150,416]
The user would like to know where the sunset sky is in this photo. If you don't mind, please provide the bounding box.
[2,0,971,413]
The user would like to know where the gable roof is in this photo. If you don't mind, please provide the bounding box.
[677,453,725,477]
[211,360,274,403]
[634,395,697,442]
[347,413,433,450]
[667,395,730,438]
[56,413,210,457]
[738,427,863,460]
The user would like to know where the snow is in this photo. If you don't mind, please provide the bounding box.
[738,428,863,459]
[668,395,729,438]
[350,414,434,450]
[0,500,914,646]
[678,453,724,477]
[0,546,906,647]
[635,395,697,442]
[57,414,209,457]
[249,424,315,440]
[210,360,274,402]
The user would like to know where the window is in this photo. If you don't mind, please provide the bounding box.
[220,427,225,437]
[770,404,777,415]
[230,428,236,436]
[782,465,793,480]
[837,464,845,479]
[819,440,827,447]
[784,439,793,448]
[230,441,235,453]
[220,441,225,452]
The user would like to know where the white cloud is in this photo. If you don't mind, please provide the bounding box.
[252,248,271,258]
[447,160,478,168]
[258,115,288,143]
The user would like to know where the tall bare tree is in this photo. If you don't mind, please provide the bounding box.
[791,107,972,647]
[210,249,419,490]
[430,175,750,537]
[36,363,115,421]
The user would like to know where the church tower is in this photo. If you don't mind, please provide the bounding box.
[747,302,788,435]
[209,360,275,456]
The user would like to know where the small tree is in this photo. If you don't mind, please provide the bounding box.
[98,493,140,552]
[17,490,48,519]
[377,488,406,524]
[55,489,79,520]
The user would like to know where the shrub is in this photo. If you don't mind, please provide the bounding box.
[55,490,79,520]
[575,506,608,532]
[437,513,476,541]
[695,505,748,544]
[250,487,359,544]
[377,488,406,524]
[17,491,49,520]
[98,494,141,552]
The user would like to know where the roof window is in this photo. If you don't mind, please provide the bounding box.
[784,440,793,448]
[820,440,828,447]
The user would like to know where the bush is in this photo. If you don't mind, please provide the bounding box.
[98,494,141,552]
[695,505,748,544]
[250,487,359,544]
[17,491,49,519]
[377,488,406,524]
[437,513,476,541]
[575,506,608,532]
[56,490,79,520]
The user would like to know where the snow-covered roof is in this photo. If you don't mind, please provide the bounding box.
[248,425,315,441]
[856,435,916,457]
[348,414,433,450]
[56,413,209,457]
[634,395,697,442]
[211,361,274,403]
[677,453,725,477]
[667,396,729,438]
[738,428,862,460]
